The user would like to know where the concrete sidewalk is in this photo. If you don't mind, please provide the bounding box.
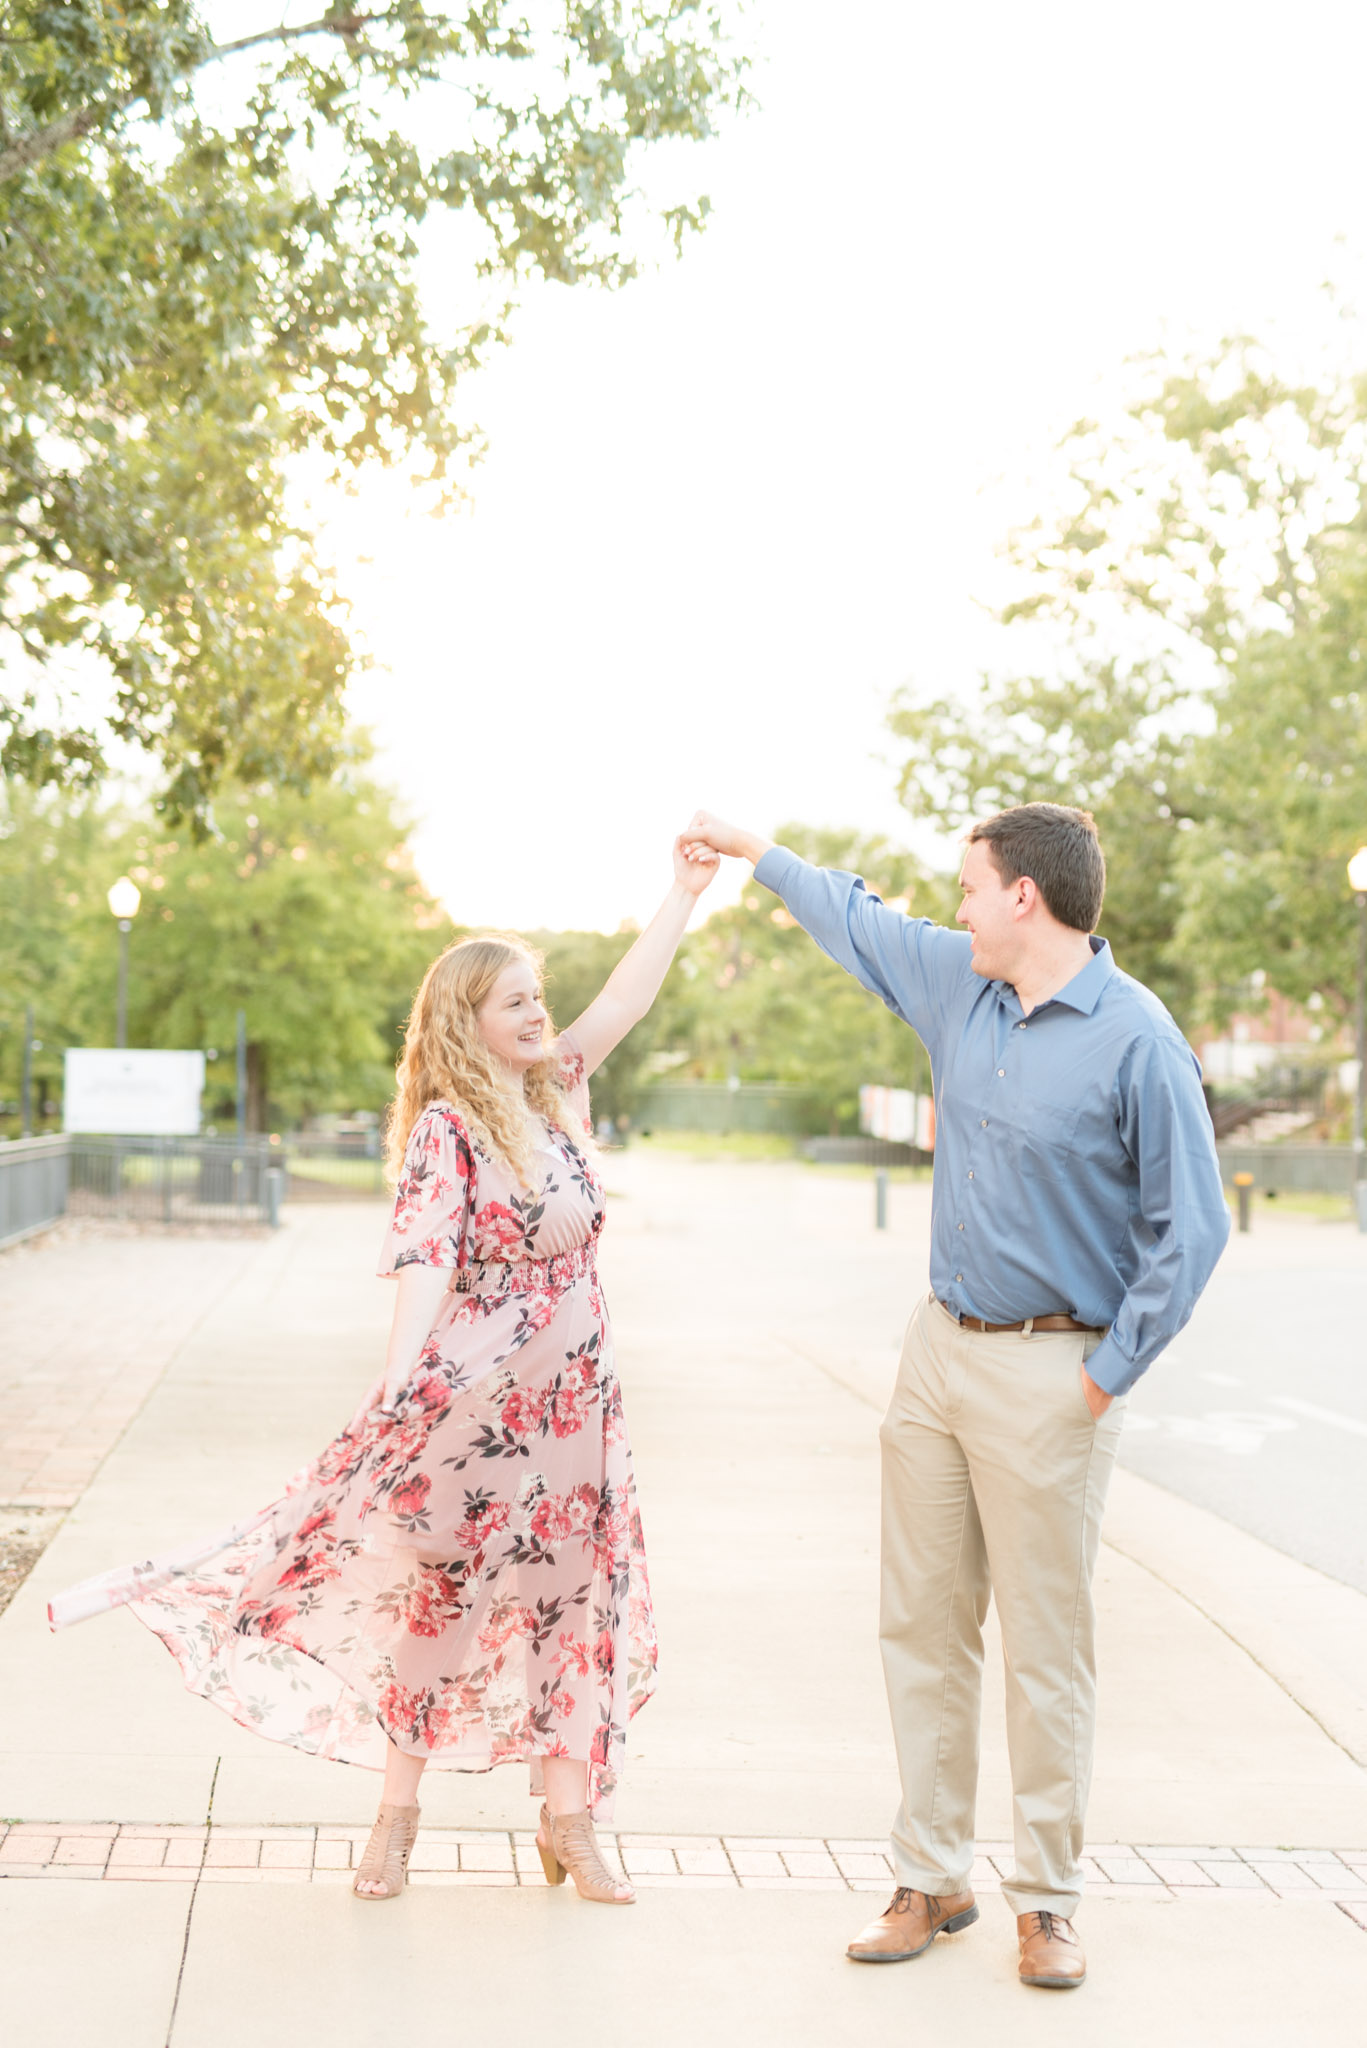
[1,1155,1365,2044]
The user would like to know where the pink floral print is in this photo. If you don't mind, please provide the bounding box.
[48,1035,657,1818]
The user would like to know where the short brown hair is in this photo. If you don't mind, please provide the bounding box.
[968,804,1105,932]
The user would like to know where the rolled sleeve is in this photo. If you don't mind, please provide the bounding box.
[1084,1035,1231,1396]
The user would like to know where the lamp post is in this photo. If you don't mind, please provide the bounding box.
[21,1003,35,1136]
[1349,846,1367,1229]
[106,876,142,1049]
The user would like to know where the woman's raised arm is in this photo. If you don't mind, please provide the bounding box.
[564,832,718,1077]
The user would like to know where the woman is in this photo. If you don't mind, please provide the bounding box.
[49,832,717,1904]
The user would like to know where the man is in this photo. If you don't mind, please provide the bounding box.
[685,803,1229,1990]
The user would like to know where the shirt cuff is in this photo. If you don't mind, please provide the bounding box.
[754,845,798,892]
[1083,1332,1142,1398]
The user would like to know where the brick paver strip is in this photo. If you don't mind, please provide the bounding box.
[0,1824,1363,1916]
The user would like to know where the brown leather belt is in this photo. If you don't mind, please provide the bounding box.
[938,1299,1108,1337]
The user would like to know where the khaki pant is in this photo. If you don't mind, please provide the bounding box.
[879,1292,1125,1918]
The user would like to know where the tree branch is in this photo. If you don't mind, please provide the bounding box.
[0,101,107,184]
[0,14,381,185]
[204,16,380,67]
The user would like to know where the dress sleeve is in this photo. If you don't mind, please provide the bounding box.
[555,1030,593,1138]
[376,1104,477,1277]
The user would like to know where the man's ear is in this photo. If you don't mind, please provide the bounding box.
[1013,875,1038,919]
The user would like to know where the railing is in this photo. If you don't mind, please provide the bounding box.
[0,1134,71,1249]
[1206,1063,1329,1140]
[800,1137,932,1167]
[638,1082,821,1135]
[0,1131,391,1242]
[68,1135,280,1224]
[1216,1142,1358,1194]
[1,1133,392,1242]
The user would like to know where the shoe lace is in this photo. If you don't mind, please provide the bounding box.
[1028,1910,1073,1944]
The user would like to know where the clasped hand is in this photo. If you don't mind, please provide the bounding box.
[681,810,773,867]
[671,829,721,896]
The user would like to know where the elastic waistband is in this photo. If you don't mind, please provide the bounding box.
[455,1237,597,1296]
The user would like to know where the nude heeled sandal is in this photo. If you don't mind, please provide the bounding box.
[353,1802,421,1900]
[536,1802,635,1904]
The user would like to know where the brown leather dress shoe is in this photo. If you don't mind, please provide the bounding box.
[1017,1910,1086,1988]
[846,1887,978,1963]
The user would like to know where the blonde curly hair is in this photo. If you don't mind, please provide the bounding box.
[385,935,585,1188]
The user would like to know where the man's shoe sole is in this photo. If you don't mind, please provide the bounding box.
[847,1903,980,1963]
[1020,1971,1086,1990]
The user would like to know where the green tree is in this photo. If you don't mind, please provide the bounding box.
[890,333,1367,1031]
[889,660,1201,1019]
[0,3,746,826]
[0,778,112,1126]
[531,926,674,1129]
[1170,558,1367,1025]
[662,825,943,1130]
[0,756,453,1129]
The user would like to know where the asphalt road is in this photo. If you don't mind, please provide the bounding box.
[1119,1211,1367,1593]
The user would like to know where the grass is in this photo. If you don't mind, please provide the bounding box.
[105,1151,384,1193]
[115,1155,199,1185]
[628,1131,933,1180]
[283,1152,385,1191]
[1231,1188,1359,1223]
[631,1130,803,1162]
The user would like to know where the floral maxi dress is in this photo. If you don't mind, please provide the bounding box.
[48,1037,657,1817]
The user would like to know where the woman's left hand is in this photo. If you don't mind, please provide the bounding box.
[674,831,720,897]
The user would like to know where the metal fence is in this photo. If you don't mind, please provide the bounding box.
[799,1136,932,1167]
[1216,1142,1359,1195]
[638,1082,821,1134]
[0,1131,392,1245]
[67,1135,283,1225]
[0,1134,71,1249]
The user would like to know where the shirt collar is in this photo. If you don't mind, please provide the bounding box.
[996,936,1115,1018]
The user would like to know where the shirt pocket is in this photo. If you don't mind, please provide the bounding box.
[999,1092,1085,1180]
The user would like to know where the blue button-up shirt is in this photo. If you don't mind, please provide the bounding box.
[754,847,1230,1395]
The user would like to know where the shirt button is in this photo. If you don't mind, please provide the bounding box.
[968,1171,974,1180]
[997,1068,1005,1077]
[957,1222,964,1230]
[1019,1021,1027,1029]
[980,1118,988,1128]
[956,1273,963,1283]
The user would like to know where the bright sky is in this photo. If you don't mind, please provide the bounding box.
[308,2,1367,931]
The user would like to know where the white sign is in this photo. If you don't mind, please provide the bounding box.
[859,1085,936,1150]
[64,1050,206,1135]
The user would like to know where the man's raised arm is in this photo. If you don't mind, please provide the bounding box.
[684,810,971,1053]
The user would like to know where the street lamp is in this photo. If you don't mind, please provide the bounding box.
[106,876,142,1049]
[1349,846,1367,1228]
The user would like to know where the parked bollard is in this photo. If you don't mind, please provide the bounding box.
[875,1169,889,1230]
[1233,1171,1253,1234]
[264,1165,286,1229]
